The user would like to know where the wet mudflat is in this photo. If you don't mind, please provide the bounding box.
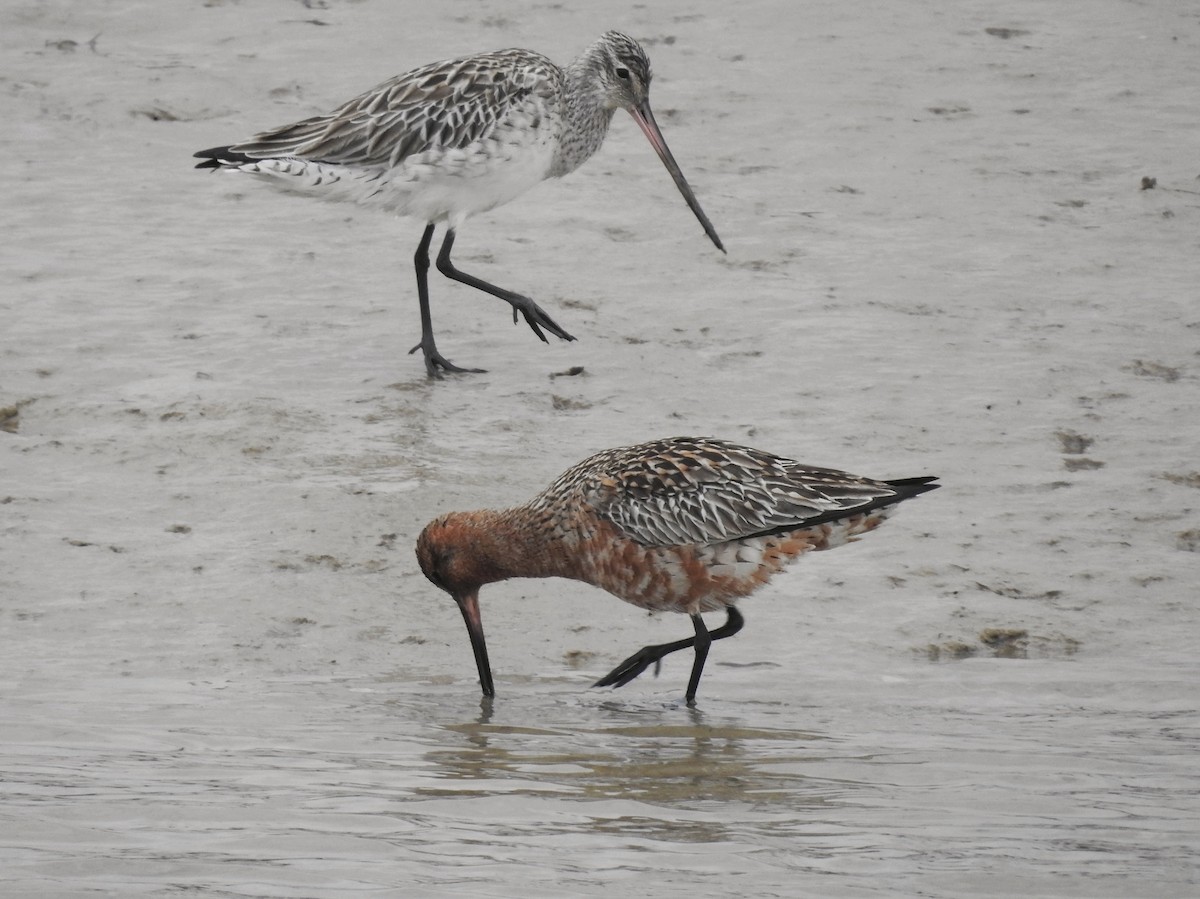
[3,0,1199,896]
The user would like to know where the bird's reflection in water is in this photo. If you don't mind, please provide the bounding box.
[419,687,839,814]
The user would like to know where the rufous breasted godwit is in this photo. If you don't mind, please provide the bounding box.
[416,437,939,705]
[194,31,723,377]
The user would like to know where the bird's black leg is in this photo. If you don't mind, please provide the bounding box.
[593,607,745,703]
[408,224,486,378]
[435,228,576,344]
[683,614,712,706]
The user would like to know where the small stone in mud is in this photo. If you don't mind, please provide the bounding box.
[985,27,1031,39]
[551,395,591,411]
[305,553,344,570]
[1159,471,1200,488]
[1125,359,1180,382]
[1140,176,1157,190]
[925,641,977,661]
[1055,429,1094,454]
[927,105,972,117]
[1176,530,1200,553]
[980,627,1028,645]
[980,627,1030,659]
[549,365,586,379]
[563,649,597,668]
[165,524,192,534]
[1063,457,1105,471]
[132,107,182,122]
[0,405,19,433]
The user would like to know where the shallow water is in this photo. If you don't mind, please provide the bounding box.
[5,647,1196,897]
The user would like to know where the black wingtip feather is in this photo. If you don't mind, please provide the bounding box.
[749,475,940,538]
[884,476,941,500]
[193,145,255,170]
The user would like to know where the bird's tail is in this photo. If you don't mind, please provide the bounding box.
[193,146,256,170]
[883,476,940,501]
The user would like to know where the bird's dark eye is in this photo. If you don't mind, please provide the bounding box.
[615,67,631,80]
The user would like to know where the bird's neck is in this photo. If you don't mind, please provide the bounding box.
[552,53,618,177]
[454,507,570,585]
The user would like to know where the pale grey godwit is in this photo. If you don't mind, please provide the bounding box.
[195,31,723,377]
[416,437,939,705]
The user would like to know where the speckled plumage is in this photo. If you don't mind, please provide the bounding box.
[416,437,939,703]
[194,32,722,377]
[198,49,573,221]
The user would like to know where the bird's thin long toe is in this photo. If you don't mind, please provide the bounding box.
[518,312,547,343]
[408,341,487,378]
[593,646,664,690]
[511,296,575,344]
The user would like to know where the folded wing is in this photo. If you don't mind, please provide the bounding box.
[580,437,937,547]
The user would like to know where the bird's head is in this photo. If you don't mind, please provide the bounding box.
[592,30,654,112]
[416,513,501,697]
[582,31,725,253]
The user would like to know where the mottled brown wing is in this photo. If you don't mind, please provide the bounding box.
[575,437,908,548]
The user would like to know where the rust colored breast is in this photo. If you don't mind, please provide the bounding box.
[559,508,895,615]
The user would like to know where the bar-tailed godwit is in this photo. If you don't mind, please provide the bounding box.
[416,437,939,705]
[195,31,723,377]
